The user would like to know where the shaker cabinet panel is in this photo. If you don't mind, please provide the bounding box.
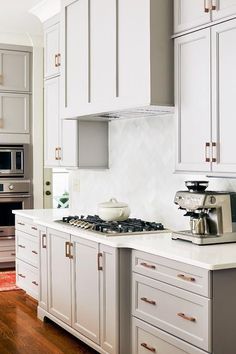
[0,50,30,92]
[71,237,100,344]
[175,29,211,172]
[211,19,236,173]
[44,22,60,79]
[44,77,60,167]
[0,93,29,134]
[174,0,211,34]
[47,229,71,325]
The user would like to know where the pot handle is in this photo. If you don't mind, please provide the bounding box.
[109,198,118,203]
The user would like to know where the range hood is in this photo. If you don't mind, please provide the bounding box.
[62,0,174,121]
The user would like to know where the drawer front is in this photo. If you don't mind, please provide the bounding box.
[16,259,39,300]
[132,250,211,297]
[132,273,211,351]
[133,317,207,354]
[15,216,39,237]
[16,231,38,267]
[0,249,15,263]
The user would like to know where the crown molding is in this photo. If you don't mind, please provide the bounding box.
[29,0,61,23]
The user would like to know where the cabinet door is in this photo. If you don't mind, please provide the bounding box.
[175,29,211,172]
[44,77,59,167]
[38,228,47,311]
[47,228,71,325]
[71,236,100,344]
[0,50,30,92]
[100,245,119,354]
[212,0,236,20]
[60,119,79,167]
[44,22,60,79]
[174,0,211,33]
[211,19,236,173]
[61,0,89,118]
[0,93,29,134]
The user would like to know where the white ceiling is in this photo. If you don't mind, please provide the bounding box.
[0,0,43,36]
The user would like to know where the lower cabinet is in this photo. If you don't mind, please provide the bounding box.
[39,228,122,354]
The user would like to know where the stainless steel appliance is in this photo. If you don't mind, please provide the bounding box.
[0,180,32,239]
[172,183,236,245]
[56,215,165,236]
[0,144,29,178]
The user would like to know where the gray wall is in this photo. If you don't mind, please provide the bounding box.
[69,116,236,231]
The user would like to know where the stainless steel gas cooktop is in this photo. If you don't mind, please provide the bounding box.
[55,215,165,236]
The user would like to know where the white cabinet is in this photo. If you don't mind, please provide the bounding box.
[44,21,60,79]
[0,50,30,92]
[174,0,236,34]
[15,216,46,300]
[0,93,29,134]
[175,29,211,172]
[71,237,100,344]
[174,0,211,33]
[39,231,47,311]
[61,0,172,118]
[176,19,236,174]
[47,228,71,325]
[212,0,236,20]
[211,19,236,173]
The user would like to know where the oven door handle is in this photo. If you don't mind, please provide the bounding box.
[0,194,32,198]
[0,236,15,240]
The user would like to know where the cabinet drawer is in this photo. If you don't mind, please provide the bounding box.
[132,250,211,297]
[16,231,38,267]
[15,216,39,237]
[16,259,39,300]
[132,273,211,351]
[133,317,207,354]
[0,249,15,263]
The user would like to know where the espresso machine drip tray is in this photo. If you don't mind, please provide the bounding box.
[172,230,236,245]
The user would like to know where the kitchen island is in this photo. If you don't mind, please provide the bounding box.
[13,209,236,354]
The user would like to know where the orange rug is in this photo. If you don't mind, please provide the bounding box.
[0,270,19,292]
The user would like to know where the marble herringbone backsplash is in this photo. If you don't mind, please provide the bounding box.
[69,115,236,230]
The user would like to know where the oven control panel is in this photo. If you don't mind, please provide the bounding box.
[0,181,31,194]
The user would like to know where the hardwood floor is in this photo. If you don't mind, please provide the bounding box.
[0,290,98,354]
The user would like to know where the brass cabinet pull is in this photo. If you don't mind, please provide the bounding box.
[97,252,103,270]
[205,142,210,162]
[57,53,61,66]
[17,222,25,226]
[140,262,156,270]
[32,250,38,255]
[31,226,38,231]
[212,142,217,163]
[204,0,210,12]
[69,242,73,259]
[140,297,156,306]
[55,147,59,161]
[11,253,16,256]
[18,273,26,278]
[65,241,70,258]
[42,234,47,249]
[57,147,62,161]
[177,312,196,322]
[32,281,38,286]
[177,274,196,282]
[211,0,217,10]
[55,54,58,67]
[141,343,156,352]
[18,244,26,249]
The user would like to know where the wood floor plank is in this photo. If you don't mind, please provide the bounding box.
[0,290,98,354]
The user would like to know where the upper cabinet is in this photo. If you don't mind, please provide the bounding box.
[174,0,236,34]
[61,0,173,119]
[0,50,30,92]
[174,0,211,33]
[44,21,61,79]
[175,18,236,174]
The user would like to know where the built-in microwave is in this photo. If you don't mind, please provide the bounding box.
[0,145,26,178]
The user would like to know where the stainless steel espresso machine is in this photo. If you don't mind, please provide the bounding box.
[172,181,236,245]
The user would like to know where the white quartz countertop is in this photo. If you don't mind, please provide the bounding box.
[13,209,236,271]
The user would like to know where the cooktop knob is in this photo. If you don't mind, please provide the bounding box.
[8,184,14,190]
